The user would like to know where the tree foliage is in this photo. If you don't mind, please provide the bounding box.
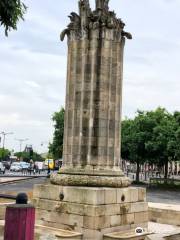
[49,107,65,159]
[0,148,10,160]
[121,108,180,181]
[0,0,27,36]
[14,151,44,162]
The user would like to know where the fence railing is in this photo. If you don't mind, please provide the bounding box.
[149,177,180,187]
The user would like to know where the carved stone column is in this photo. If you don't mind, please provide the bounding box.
[52,0,132,187]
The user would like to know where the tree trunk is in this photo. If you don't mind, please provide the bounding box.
[144,163,147,181]
[136,160,140,182]
[164,161,168,179]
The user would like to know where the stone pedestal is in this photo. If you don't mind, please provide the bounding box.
[33,184,148,240]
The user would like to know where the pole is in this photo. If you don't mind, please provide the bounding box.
[0,132,13,161]
[15,139,29,160]
[2,133,5,161]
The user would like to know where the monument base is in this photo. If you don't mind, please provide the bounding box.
[33,183,148,240]
[50,172,130,188]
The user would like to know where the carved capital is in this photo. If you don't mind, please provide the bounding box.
[60,0,132,42]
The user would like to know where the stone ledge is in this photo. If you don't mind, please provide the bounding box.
[50,173,130,188]
[35,224,82,239]
[33,185,147,205]
[104,229,153,240]
[148,203,180,226]
[58,167,125,177]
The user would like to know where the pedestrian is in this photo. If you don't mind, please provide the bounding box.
[33,164,37,175]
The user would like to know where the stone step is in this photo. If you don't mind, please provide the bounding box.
[0,221,82,240]
[103,229,153,240]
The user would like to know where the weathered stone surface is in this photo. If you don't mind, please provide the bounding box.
[56,0,132,187]
[50,173,130,188]
[103,229,152,240]
[62,186,105,205]
[34,185,148,238]
[138,188,146,202]
[131,202,148,213]
[34,185,146,206]
[33,184,63,201]
[148,203,180,226]
[134,212,149,224]
[0,204,7,220]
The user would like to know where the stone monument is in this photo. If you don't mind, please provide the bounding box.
[33,1,148,239]
[53,0,132,188]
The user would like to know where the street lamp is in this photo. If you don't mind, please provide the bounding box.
[0,132,14,161]
[15,138,29,160]
[40,141,51,175]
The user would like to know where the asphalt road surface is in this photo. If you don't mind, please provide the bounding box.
[0,177,47,194]
[146,188,180,205]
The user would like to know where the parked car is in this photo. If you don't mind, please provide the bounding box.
[10,162,22,172]
[20,162,30,170]
[0,162,6,174]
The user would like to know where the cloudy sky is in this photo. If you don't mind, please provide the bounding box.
[0,0,180,153]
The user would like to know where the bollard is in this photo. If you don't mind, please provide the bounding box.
[4,193,35,240]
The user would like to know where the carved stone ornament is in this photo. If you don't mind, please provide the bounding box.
[60,0,132,41]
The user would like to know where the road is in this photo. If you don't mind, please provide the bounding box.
[0,177,47,195]
[146,188,180,205]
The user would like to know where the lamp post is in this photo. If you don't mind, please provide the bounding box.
[15,138,29,160]
[41,141,50,175]
[0,132,13,161]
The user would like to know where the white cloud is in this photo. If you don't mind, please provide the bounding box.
[25,81,40,88]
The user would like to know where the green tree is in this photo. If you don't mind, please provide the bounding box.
[0,148,10,160]
[173,111,180,161]
[0,0,27,36]
[49,107,65,159]
[14,151,44,162]
[145,108,176,179]
[122,108,179,181]
[121,110,157,182]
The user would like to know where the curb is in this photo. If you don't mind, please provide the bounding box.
[0,176,46,186]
